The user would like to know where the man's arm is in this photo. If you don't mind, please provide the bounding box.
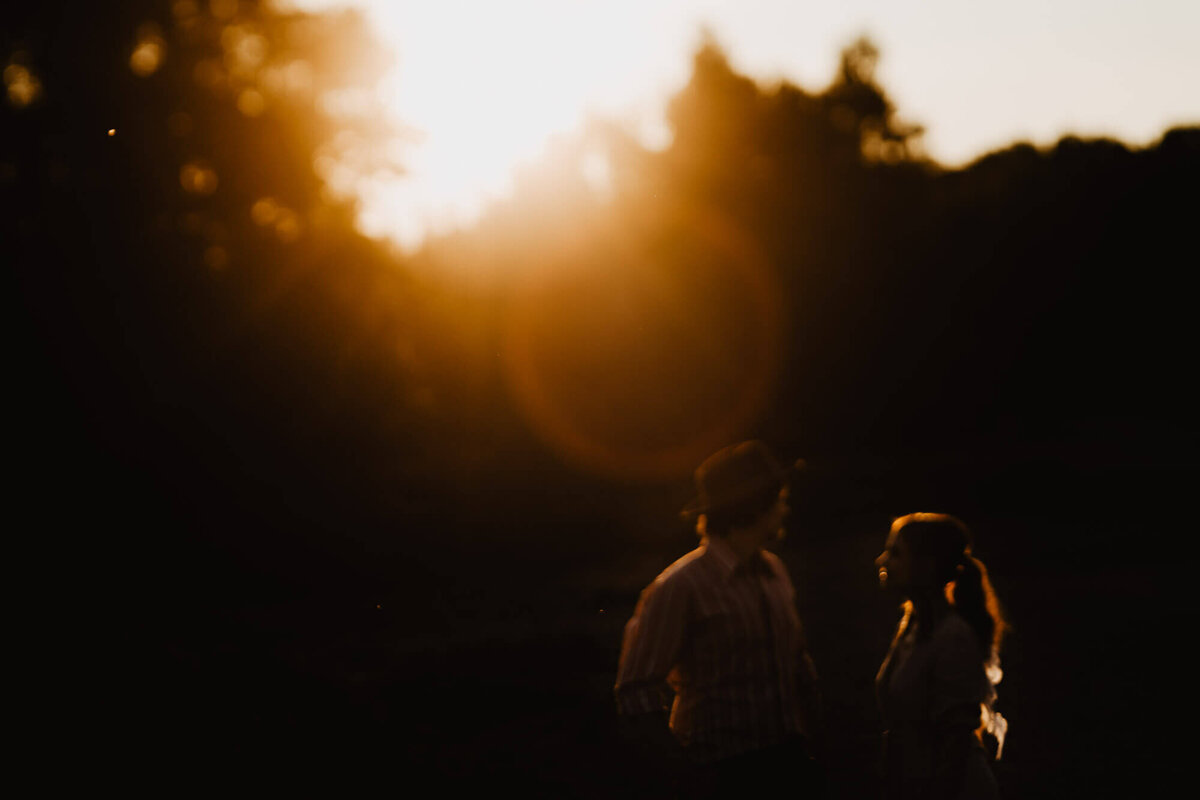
[795,643,822,739]
[614,573,689,762]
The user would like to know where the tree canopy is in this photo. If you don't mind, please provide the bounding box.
[8,5,1197,585]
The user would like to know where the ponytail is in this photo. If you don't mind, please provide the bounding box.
[951,554,1008,659]
[952,551,1010,758]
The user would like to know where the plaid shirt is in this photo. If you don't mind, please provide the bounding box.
[615,536,818,763]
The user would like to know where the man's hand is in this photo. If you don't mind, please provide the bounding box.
[618,710,686,767]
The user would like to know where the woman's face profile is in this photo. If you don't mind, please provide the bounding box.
[876,530,912,593]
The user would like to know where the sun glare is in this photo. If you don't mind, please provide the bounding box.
[284,0,1200,251]
[287,0,691,250]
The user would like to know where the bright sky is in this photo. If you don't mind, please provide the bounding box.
[285,0,1200,250]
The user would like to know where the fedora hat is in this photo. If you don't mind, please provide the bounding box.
[681,440,805,519]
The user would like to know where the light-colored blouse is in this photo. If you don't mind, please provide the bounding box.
[877,611,1001,800]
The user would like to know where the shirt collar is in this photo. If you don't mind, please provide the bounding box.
[703,536,771,580]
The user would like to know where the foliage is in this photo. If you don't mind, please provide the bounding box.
[7,1,425,589]
[418,36,1197,480]
[8,10,1197,583]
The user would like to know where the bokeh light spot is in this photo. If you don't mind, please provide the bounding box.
[221,25,268,78]
[261,60,313,96]
[130,42,163,76]
[237,88,265,117]
[880,139,905,165]
[130,26,167,77]
[180,161,218,195]
[4,63,42,108]
[284,60,314,95]
[274,209,302,243]
[251,197,280,226]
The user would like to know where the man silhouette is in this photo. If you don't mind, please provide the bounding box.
[615,440,822,798]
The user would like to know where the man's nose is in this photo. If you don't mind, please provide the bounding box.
[875,552,887,567]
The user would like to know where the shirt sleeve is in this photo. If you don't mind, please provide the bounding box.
[614,571,689,716]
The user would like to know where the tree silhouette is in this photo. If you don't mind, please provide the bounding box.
[7,1,440,609]
[418,34,1197,478]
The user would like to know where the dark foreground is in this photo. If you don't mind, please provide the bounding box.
[25,452,1183,797]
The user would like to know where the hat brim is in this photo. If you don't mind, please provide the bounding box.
[680,457,806,519]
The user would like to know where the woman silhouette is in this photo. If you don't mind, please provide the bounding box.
[875,514,1008,800]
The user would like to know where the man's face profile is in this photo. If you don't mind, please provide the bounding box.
[766,487,790,542]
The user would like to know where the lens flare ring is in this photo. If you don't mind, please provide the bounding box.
[501,204,785,481]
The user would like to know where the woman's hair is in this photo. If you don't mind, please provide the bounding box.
[891,513,1009,658]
